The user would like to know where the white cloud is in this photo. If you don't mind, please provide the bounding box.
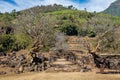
[0,0,117,13]
[79,0,116,12]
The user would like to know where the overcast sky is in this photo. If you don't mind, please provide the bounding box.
[0,0,116,13]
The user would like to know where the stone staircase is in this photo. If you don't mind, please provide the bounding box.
[46,58,80,72]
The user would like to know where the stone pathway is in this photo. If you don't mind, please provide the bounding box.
[46,58,80,72]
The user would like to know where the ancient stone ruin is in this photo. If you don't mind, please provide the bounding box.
[0,49,93,74]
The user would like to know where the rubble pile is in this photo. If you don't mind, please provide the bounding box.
[0,49,93,75]
[0,50,57,74]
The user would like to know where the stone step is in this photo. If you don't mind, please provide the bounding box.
[52,61,73,65]
[52,58,73,65]
[46,58,80,72]
[56,59,67,61]
[46,64,80,72]
[45,52,92,72]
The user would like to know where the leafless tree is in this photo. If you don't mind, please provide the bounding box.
[15,11,56,52]
[82,26,120,73]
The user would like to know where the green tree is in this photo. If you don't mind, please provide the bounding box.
[0,34,15,52]
[60,24,78,36]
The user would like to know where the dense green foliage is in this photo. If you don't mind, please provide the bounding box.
[14,34,31,51]
[0,34,15,52]
[0,34,30,52]
[60,23,78,36]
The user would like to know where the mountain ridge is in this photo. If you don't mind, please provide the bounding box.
[103,0,120,16]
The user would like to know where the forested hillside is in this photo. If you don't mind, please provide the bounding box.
[0,4,120,54]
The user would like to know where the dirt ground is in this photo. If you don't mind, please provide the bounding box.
[0,71,120,80]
